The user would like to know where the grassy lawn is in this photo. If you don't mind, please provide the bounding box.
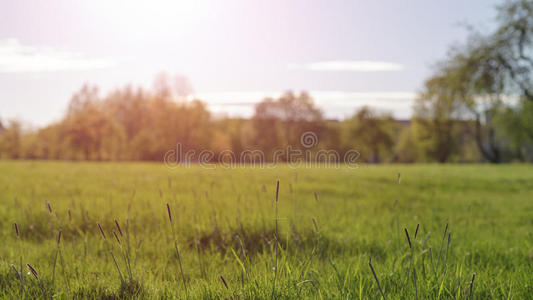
[0,161,532,299]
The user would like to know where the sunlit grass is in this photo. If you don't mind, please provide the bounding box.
[0,161,532,299]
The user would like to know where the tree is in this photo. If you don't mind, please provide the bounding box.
[252,91,324,159]
[490,0,533,101]
[347,107,394,163]
[495,98,533,161]
[105,85,150,141]
[65,85,126,160]
[411,74,464,162]
[0,120,23,159]
[413,0,533,163]
[152,72,194,100]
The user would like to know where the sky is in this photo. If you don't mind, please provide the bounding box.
[0,0,502,127]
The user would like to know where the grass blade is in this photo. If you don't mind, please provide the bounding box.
[369,257,386,300]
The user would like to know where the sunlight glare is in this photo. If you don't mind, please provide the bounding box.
[86,0,215,37]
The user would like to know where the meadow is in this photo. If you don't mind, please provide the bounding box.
[0,161,532,299]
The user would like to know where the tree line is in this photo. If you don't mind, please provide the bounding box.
[1,0,532,163]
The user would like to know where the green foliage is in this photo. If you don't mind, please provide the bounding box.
[252,91,325,158]
[0,120,23,159]
[495,99,533,161]
[345,106,395,163]
[412,0,533,163]
[0,86,412,163]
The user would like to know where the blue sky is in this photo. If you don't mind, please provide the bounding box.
[0,0,502,126]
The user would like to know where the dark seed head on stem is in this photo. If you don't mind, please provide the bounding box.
[469,273,476,297]
[166,203,172,223]
[27,264,39,280]
[114,219,123,236]
[57,230,62,245]
[220,275,229,289]
[46,201,52,215]
[14,223,19,238]
[404,228,412,249]
[414,224,420,239]
[275,180,280,202]
[11,264,21,280]
[97,223,106,240]
[113,230,121,245]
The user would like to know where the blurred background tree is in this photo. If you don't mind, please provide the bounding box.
[345,107,394,163]
[252,91,324,160]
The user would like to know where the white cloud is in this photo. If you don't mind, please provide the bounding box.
[310,91,415,101]
[194,90,416,119]
[195,90,415,104]
[288,60,404,72]
[194,91,280,104]
[0,38,118,73]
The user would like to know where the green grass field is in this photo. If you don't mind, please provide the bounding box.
[0,161,532,299]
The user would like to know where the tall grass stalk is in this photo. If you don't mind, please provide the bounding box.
[220,275,229,289]
[27,263,47,299]
[296,218,320,297]
[405,228,418,300]
[444,232,451,268]
[369,257,386,300]
[115,219,133,281]
[13,222,25,297]
[126,218,133,268]
[11,264,27,298]
[193,213,206,280]
[428,247,436,278]
[436,223,449,271]
[270,179,280,300]
[166,203,188,294]
[236,235,247,286]
[97,223,125,286]
[469,273,476,299]
[52,230,62,287]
